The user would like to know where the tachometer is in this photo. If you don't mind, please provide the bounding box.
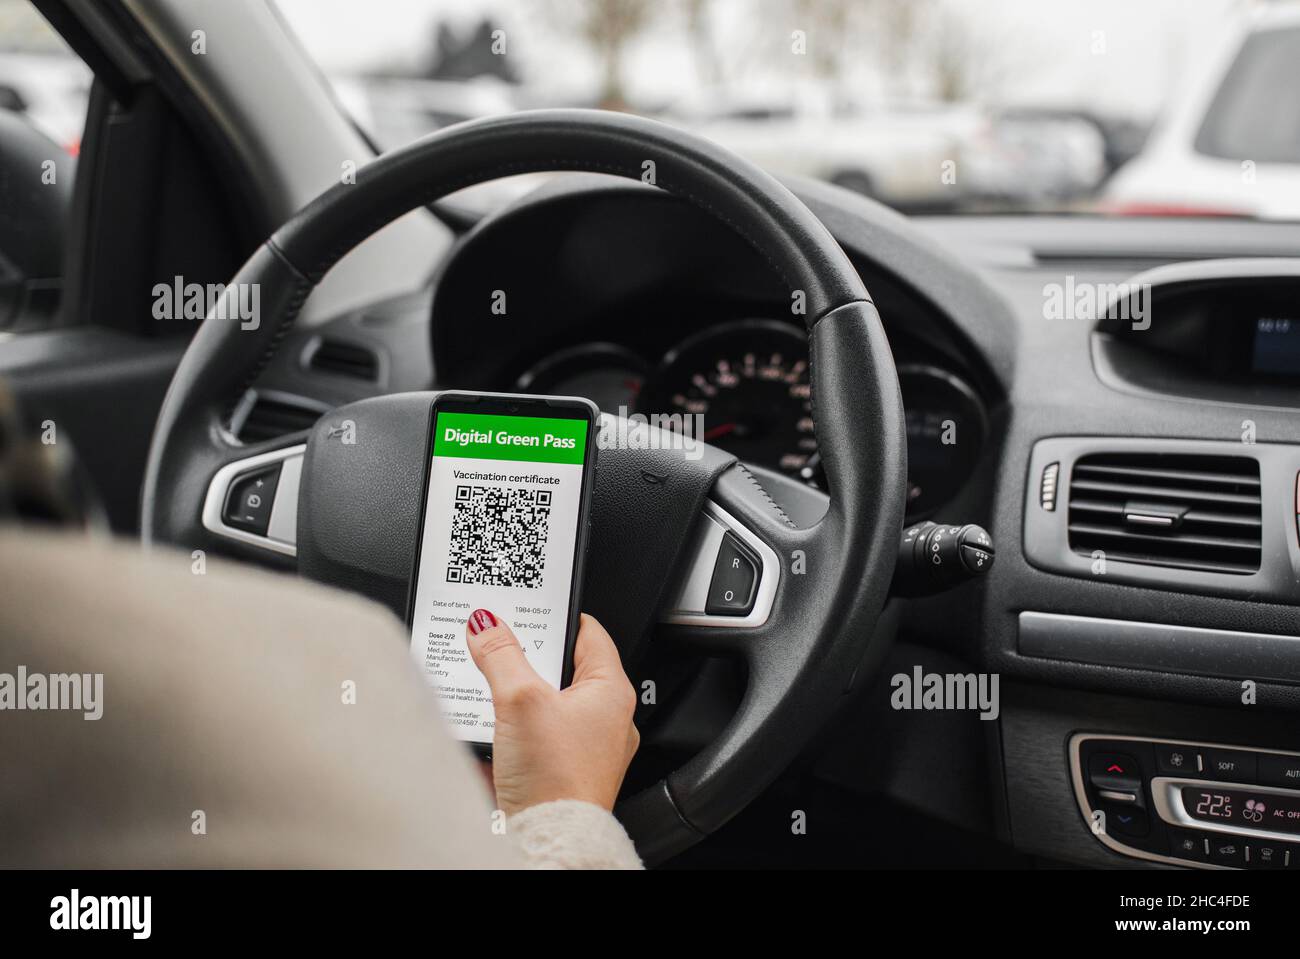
[898,364,988,517]
[516,343,648,415]
[637,320,815,477]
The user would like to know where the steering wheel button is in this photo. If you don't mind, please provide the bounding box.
[223,464,281,536]
[705,532,759,615]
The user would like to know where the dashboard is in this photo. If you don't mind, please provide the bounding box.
[429,179,998,522]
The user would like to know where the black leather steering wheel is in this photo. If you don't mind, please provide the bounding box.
[142,109,907,864]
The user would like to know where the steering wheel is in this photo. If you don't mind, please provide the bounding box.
[142,110,907,864]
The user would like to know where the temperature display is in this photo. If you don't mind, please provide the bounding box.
[1182,786,1300,835]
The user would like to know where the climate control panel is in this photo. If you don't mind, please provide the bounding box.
[1070,734,1300,869]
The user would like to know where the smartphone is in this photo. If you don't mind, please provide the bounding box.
[406,391,599,753]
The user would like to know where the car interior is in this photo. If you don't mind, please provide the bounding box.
[4,0,1300,883]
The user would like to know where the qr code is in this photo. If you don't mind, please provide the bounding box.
[446,485,552,588]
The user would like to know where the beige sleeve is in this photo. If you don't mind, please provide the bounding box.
[509,800,643,870]
[0,527,630,869]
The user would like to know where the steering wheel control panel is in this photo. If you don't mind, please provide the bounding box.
[202,445,305,558]
[660,500,780,629]
[1070,734,1300,869]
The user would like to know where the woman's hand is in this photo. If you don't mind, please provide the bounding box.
[465,610,640,816]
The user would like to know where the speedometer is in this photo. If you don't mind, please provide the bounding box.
[639,321,988,519]
[637,320,816,477]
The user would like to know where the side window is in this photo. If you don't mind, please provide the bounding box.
[0,1,92,331]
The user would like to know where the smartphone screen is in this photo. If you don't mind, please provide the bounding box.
[407,396,596,746]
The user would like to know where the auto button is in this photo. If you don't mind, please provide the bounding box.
[1259,753,1300,789]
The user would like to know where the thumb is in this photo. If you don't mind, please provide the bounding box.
[570,613,626,684]
[465,609,541,700]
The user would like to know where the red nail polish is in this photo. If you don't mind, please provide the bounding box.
[468,609,497,635]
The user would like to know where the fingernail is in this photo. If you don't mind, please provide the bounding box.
[467,609,497,636]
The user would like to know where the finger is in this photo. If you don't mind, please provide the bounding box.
[465,609,540,699]
[570,613,627,683]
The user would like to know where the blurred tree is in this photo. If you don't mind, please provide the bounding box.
[874,0,930,96]
[545,0,657,109]
[790,0,856,82]
[681,0,722,88]
[777,0,928,98]
[920,1,1022,103]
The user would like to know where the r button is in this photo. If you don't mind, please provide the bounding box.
[705,532,759,616]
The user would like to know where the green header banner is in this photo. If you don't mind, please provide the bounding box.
[433,411,588,465]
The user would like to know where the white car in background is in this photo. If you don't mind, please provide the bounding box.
[1104,3,1300,219]
[669,94,978,211]
[963,109,1110,204]
[670,93,1111,212]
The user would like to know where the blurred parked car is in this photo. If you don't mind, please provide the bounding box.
[992,107,1148,179]
[1104,3,1300,219]
[962,110,1110,205]
[668,94,978,212]
[670,93,1113,213]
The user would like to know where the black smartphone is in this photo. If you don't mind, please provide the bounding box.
[406,391,600,754]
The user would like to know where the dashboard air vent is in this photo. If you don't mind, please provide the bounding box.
[307,338,379,380]
[234,393,324,443]
[1067,452,1261,575]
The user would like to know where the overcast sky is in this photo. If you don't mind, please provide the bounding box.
[277,0,1257,120]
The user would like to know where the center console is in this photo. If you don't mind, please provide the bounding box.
[1071,733,1300,869]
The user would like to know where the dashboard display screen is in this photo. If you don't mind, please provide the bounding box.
[1181,785,1300,835]
[1251,315,1300,375]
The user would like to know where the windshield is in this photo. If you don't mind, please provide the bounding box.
[1,0,1281,219]
[273,0,1300,219]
